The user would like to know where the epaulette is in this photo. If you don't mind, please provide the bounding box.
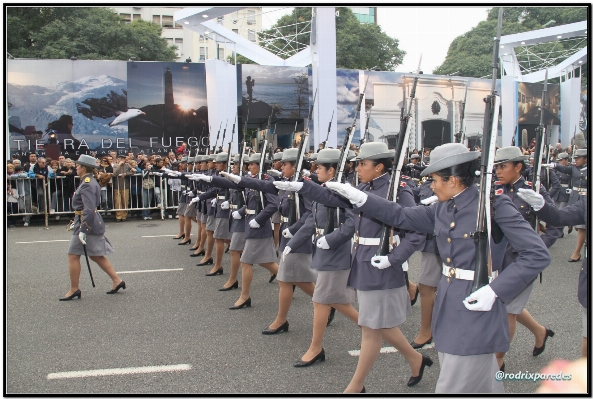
[495,188,503,195]
[84,177,91,183]
[400,182,406,187]
[402,175,410,179]
[525,181,533,187]
[264,174,269,179]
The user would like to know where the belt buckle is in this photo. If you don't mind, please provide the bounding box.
[448,267,456,278]
[353,233,359,244]
[316,228,322,236]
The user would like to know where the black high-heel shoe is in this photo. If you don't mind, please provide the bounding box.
[262,320,289,335]
[190,250,205,257]
[197,257,213,266]
[533,328,555,356]
[294,348,325,367]
[219,280,239,291]
[410,336,432,350]
[360,386,366,393]
[407,355,433,387]
[269,274,277,283]
[106,281,126,294]
[229,297,251,310]
[206,267,223,276]
[59,289,81,301]
[178,239,191,246]
[410,286,420,306]
[568,255,581,262]
[173,234,185,240]
[225,245,230,253]
[327,307,336,326]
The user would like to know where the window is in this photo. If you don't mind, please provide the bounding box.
[217,16,224,24]
[175,22,183,28]
[218,48,224,59]
[248,29,256,42]
[133,14,141,21]
[232,29,239,35]
[153,15,160,25]
[247,10,255,25]
[120,13,131,23]
[166,38,173,46]
[162,15,174,28]
[174,38,183,56]
[199,47,208,61]
[199,35,205,43]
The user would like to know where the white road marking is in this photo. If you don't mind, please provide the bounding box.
[47,364,192,380]
[117,268,183,274]
[16,240,71,244]
[141,235,178,238]
[348,342,434,356]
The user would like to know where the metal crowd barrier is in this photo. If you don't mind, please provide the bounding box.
[6,173,182,226]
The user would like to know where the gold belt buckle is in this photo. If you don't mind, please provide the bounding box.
[353,233,359,244]
[316,228,322,236]
[448,267,456,278]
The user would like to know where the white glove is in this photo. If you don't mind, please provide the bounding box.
[370,255,391,269]
[283,246,292,262]
[220,171,241,184]
[402,261,409,272]
[282,228,293,238]
[167,170,181,176]
[421,195,439,205]
[267,169,282,177]
[541,163,556,169]
[187,191,195,197]
[517,188,546,211]
[325,182,368,207]
[232,211,242,220]
[273,181,303,192]
[190,197,200,205]
[406,163,414,167]
[182,190,189,195]
[78,232,87,245]
[301,169,311,177]
[316,236,330,250]
[463,285,497,311]
[249,219,260,229]
[210,198,217,207]
[221,201,230,210]
[196,174,212,182]
[152,172,163,177]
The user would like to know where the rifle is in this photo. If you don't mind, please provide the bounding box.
[530,69,548,230]
[235,140,248,209]
[214,119,229,152]
[457,82,469,144]
[205,125,212,156]
[321,110,334,150]
[222,118,237,201]
[254,138,271,215]
[376,55,422,258]
[198,126,205,155]
[361,106,373,146]
[288,89,317,227]
[291,121,298,148]
[470,7,503,294]
[420,129,426,165]
[212,122,222,154]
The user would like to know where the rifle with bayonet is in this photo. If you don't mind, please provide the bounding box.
[254,138,270,215]
[456,82,469,144]
[376,55,422,258]
[291,121,298,148]
[321,110,334,150]
[470,7,504,294]
[529,69,548,230]
[219,119,229,154]
[205,125,212,156]
[212,122,222,154]
[288,89,316,227]
[222,117,237,201]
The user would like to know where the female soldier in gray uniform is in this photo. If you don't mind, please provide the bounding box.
[60,154,125,301]
[276,148,359,367]
[324,143,551,393]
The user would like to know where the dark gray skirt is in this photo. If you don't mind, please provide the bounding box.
[313,269,356,304]
[205,215,216,231]
[582,306,587,338]
[230,231,246,252]
[213,217,232,240]
[505,280,534,314]
[196,211,202,222]
[435,352,504,393]
[418,252,442,287]
[67,234,114,257]
[357,286,411,329]
[271,210,282,224]
[184,203,198,218]
[200,212,208,223]
[240,237,277,264]
[277,252,316,283]
[176,202,187,215]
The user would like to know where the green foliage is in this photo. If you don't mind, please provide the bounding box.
[7,7,178,61]
[434,7,587,78]
[258,7,405,70]
[227,53,256,65]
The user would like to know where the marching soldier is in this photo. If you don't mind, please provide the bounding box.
[270,151,284,252]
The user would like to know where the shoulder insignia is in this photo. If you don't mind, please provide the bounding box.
[400,182,407,187]
[84,177,91,183]
[401,175,410,179]
[495,188,503,196]
[525,181,532,187]
[264,174,269,179]
[303,176,311,181]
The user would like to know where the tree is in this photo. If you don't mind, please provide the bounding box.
[7,7,178,61]
[434,7,588,78]
[258,7,405,71]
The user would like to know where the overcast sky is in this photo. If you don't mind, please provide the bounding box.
[261,6,491,74]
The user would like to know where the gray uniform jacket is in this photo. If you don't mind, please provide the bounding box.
[208,176,245,232]
[535,198,588,308]
[234,175,278,239]
[555,164,588,190]
[353,185,550,355]
[177,172,191,204]
[288,178,355,270]
[523,166,560,193]
[198,169,219,216]
[550,167,571,202]
[298,174,424,291]
[238,176,312,253]
[71,174,105,236]
[412,178,438,254]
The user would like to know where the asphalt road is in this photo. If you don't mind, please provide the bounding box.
[5,215,586,394]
